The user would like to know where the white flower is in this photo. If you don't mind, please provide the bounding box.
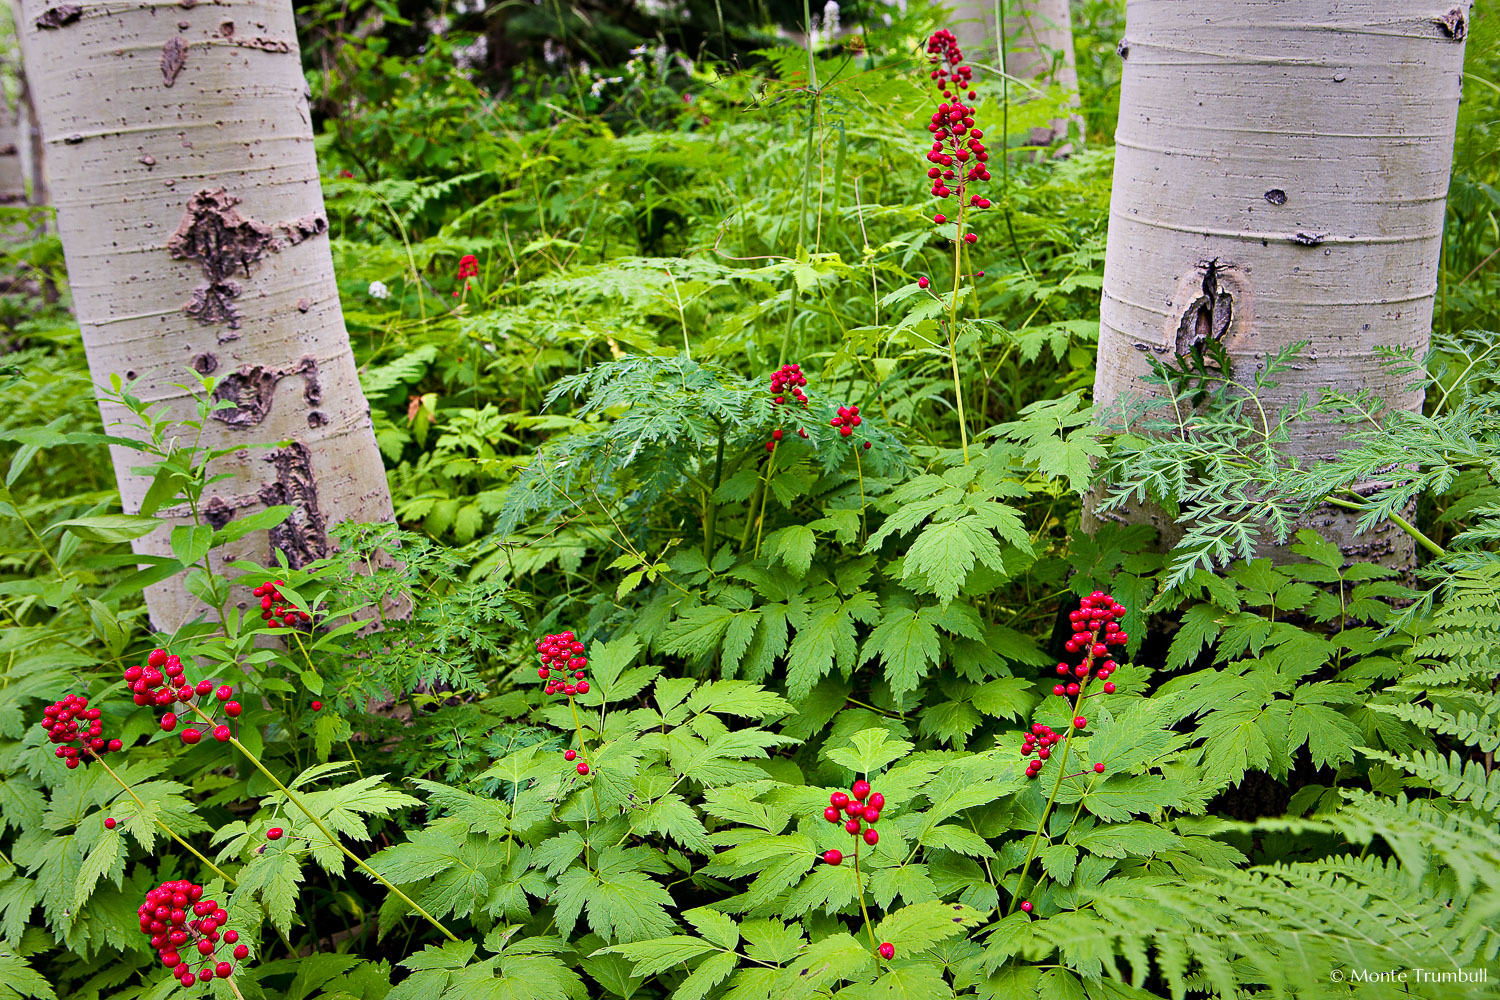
[368,280,390,300]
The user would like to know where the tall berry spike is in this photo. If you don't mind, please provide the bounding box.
[1021,593,1129,780]
[923,30,991,247]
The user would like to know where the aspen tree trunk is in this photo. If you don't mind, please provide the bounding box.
[1090,0,1471,567]
[19,0,397,630]
[951,0,1082,148]
[0,94,22,225]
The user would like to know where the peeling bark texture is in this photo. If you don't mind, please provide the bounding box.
[18,0,398,630]
[33,3,79,27]
[160,36,188,87]
[256,442,328,569]
[210,355,320,427]
[949,0,1083,149]
[1088,1,1471,569]
[168,188,276,331]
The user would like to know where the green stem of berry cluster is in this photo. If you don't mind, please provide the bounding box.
[91,752,238,888]
[1005,678,1089,917]
[752,444,780,559]
[852,840,879,954]
[947,202,972,465]
[567,697,603,819]
[213,727,459,942]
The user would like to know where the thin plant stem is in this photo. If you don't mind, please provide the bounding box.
[753,445,780,558]
[215,728,459,942]
[947,203,972,464]
[1005,684,1087,915]
[853,839,879,953]
[93,753,237,886]
[568,696,603,818]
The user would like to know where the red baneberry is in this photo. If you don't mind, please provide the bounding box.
[251,580,311,630]
[138,880,246,988]
[39,693,123,768]
[537,631,589,698]
[922,30,990,247]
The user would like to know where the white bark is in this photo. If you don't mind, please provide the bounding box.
[949,0,1082,147]
[18,0,396,630]
[1091,0,1471,566]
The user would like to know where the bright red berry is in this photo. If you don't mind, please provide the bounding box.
[180,729,201,745]
[564,749,577,761]
[1073,717,1087,729]
[867,792,884,811]
[104,817,117,829]
[917,276,930,288]
[267,828,283,840]
[1021,901,1033,913]
[213,725,231,742]
[1104,682,1116,693]
[851,780,871,800]
[824,805,841,823]
[830,792,849,808]
[844,819,861,835]
[863,828,879,846]
[823,849,843,865]
[233,944,248,960]
[1094,762,1106,773]
[879,942,894,959]
[311,701,322,711]
[577,763,590,775]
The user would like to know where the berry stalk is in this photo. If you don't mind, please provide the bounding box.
[207,721,459,942]
[91,751,239,888]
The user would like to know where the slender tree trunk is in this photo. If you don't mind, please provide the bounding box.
[0,92,23,227]
[7,0,47,230]
[950,0,1083,149]
[1089,1,1471,568]
[18,0,397,630]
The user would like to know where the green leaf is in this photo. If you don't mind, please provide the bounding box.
[860,607,941,700]
[169,523,214,567]
[872,901,984,956]
[217,504,296,544]
[825,728,914,774]
[48,514,160,543]
[774,525,816,578]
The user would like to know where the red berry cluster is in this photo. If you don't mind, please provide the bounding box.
[124,649,241,747]
[820,779,885,864]
[253,579,309,630]
[830,405,871,450]
[40,694,122,769]
[923,30,990,242]
[453,254,479,296]
[1052,591,1128,698]
[1020,720,1106,780]
[766,363,810,452]
[537,631,589,699]
[769,363,809,408]
[137,880,248,988]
